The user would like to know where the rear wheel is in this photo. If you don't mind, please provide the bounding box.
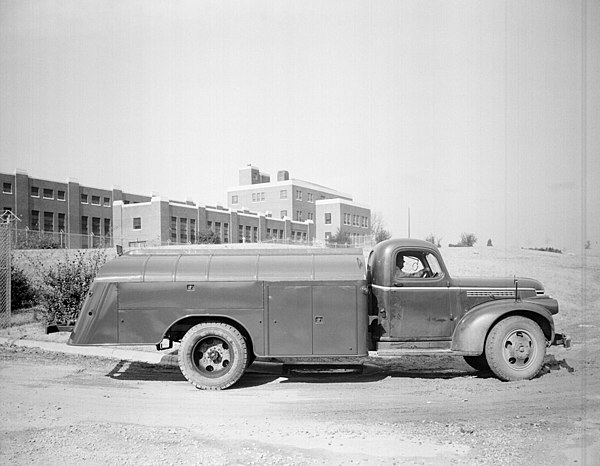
[463,354,491,373]
[178,322,248,390]
[485,316,546,381]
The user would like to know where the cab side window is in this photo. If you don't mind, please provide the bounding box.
[393,251,443,282]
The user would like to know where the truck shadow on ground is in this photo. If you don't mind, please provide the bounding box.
[105,354,575,388]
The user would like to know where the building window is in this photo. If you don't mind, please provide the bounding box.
[103,197,111,207]
[207,220,212,231]
[308,212,314,221]
[295,190,302,201]
[31,210,39,230]
[280,210,287,218]
[252,193,256,202]
[307,192,313,202]
[246,225,252,242]
[253,226,258,242]
[43,188,53,199]
[3,182,12,194]
[43,212,53,231]
[81,216,89,234]
[57,190,66,201]
[81,194,88,204]
[92,217,100,235]
[215,222,221,240]
[171,217,177,242]
[238,224,244,243]
[223,222,229,243]
[231,195,238,204]
[104,218,111,236]
[133,217,141,230]
[190,219,196,243]
[91,195,100,206]
[58,213,66,232]
[295,211,303,221]
[31,187,39,198]
[280,190,287,199]
[180,218,188,242]
[325,213,331,224]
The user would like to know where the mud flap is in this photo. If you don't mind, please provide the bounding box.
[552,333,572,349]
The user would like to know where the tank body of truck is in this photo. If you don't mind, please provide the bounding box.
[69,239,570,389]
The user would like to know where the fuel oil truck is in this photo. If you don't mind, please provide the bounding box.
[68,238,570,389]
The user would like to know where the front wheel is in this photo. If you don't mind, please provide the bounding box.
[178,322,248,390]
[485,316,546,381]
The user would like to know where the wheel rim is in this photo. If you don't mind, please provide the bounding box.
[502,329,537,370]
[191,337,233,378]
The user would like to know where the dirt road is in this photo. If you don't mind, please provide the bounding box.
[1,342,598,465]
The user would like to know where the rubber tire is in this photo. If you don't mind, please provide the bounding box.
[485,316,546,381]
[463,354,491,373]
[178,322,248,390]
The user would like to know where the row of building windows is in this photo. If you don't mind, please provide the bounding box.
[28,210,111,235]
[231,190,326,205]
[80,193,111,206]
[2,182,113,207]
[343,213,369,228]
[294,211,315,222]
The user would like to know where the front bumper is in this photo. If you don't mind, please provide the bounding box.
[551,333,572,349]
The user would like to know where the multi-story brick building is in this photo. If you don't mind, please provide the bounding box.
[2,166,371,248]
[227,166,371,243]
[0,170,149,248]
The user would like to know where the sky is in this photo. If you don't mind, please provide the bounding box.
[1,0,598,253]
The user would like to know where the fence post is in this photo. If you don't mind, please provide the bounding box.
[0,222,11,328]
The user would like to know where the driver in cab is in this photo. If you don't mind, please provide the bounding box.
[394,254,427,281]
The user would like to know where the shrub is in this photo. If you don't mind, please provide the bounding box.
[195,230,221,244]
[10,263,36,310]
[449,233,478,248]
[34,249,108,325]
[328,229,351,246]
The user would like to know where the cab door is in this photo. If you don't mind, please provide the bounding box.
[388,251,453,339]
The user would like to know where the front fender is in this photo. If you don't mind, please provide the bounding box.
[451,300,555,355]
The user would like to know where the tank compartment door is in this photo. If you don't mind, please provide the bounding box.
[312,286,357,355]
[267,285,358,356]
[268,286,313,355]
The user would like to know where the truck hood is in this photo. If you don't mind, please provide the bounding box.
[451,276,544,293]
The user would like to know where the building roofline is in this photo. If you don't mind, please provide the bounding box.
[227,178,352,200]
[315,198,370,210]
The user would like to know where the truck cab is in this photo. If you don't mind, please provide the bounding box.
[368,239,569,380]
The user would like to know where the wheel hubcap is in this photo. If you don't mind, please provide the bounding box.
[503,330,536,369]
[192,337,232,376]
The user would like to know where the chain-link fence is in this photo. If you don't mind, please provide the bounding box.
[0,222,10,328]
[7,227,113,250]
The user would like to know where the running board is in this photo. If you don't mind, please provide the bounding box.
[371,349,455,358]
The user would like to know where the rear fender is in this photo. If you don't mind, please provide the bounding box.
[451,300,555,355]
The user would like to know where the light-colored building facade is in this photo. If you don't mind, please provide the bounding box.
[113,197,315,248]
[227,166,371,243]
[315,198,371,243]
